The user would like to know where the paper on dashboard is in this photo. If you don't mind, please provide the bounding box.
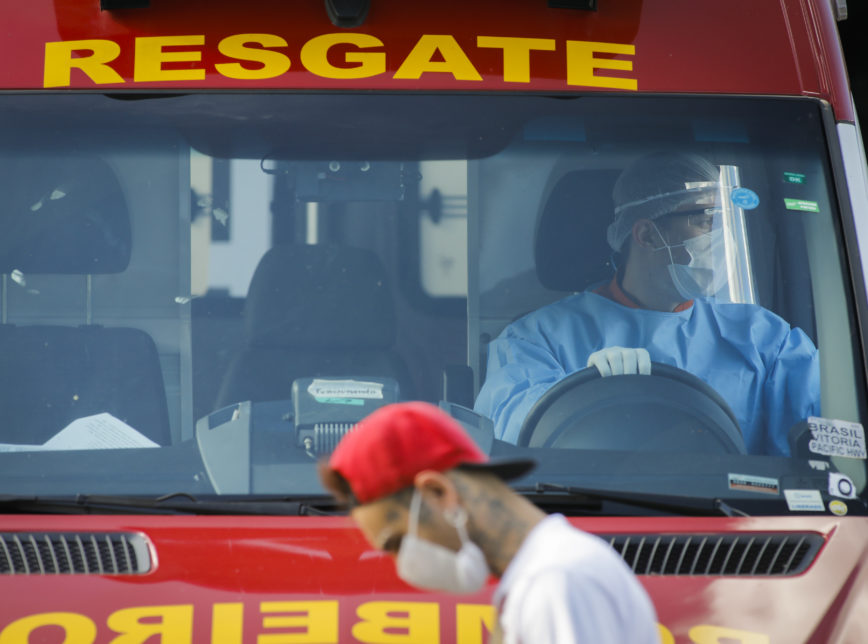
[0,413,158,452]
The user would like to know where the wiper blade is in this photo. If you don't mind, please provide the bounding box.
[0,494,342,516]
[529,482,749,517]
[148,492,343,515]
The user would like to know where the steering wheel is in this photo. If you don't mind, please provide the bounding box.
[516,363,746,454]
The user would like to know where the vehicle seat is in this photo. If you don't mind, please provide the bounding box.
[475,167,621,387]
[0,325,171,445]
[215,244,413,408]
[534,168,621,292]
[0,154,171,446]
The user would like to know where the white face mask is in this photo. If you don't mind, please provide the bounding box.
[652,223,727,299]
[395,489,490,594]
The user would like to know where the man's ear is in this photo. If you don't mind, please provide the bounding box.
[414,470,459,510]
[632,219,662,250]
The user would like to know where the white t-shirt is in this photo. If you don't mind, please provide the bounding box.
[493,514,660,644]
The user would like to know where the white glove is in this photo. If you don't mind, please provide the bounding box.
[587,346,652,377]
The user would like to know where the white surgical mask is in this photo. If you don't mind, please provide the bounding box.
[395,489,490,594]
[652,223,727,299]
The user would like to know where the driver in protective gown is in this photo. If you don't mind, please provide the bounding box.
[474,152,819,455]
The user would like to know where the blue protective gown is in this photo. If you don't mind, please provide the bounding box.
[474,290,820,455]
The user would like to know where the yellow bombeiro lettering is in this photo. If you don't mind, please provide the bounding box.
[44,39,124,88]
[393,35,482,81]
[689,624,771,644]
[107,605,193,644]
[258,601,338,644]
[216,34,291,80]
[476,36,556,83]
[658,623,676,644]
[455,603,496,644]
[0,602,775,643]
[566,40,637,90]
[0,612,97,644]
[211,603,244,644]
[353,601,440,644]
[301,33,386,80]
[134,35,206,82]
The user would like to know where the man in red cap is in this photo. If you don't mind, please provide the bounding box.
[319,401,660,644]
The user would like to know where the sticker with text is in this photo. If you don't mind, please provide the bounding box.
[308,379,384,400]
[784,198,819,212]
[728,473,779,495]
[784,489,825,512]
[807,417,866,459]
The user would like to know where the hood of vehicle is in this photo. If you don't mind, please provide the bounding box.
[2,515,867,643]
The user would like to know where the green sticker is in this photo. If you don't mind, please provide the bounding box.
[784,172,806,185]
[784,198,819,212]
[314,397,364,406]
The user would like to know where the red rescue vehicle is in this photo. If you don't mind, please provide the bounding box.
[2,1,868,642]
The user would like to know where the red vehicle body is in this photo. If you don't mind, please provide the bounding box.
[2,1,868,643]
[3,515,868,642]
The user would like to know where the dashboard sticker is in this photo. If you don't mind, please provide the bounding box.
[828,499,848,516]
[828,472,858,499]
[728,473,779,495]
[308,379,384,400]
[784,489,824,512]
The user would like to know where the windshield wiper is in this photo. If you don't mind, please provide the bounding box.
[0,493,342,516]
[529,482,749,517]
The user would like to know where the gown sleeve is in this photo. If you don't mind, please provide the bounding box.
[762,325,820,455]
[474,324,570,444]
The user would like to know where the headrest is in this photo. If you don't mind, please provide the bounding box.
[0,155,131,274]
[244,244,396,349]
[535,169,620,292]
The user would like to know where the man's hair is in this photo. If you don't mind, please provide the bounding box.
[318,461,359,507]
[319,461,496,509]
[318,460,413,509]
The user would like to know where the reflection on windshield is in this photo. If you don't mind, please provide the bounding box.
[0,93,864,511]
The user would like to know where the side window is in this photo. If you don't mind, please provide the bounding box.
[190,151,271,298]
[190,151,272,421]
[418,161,468,298]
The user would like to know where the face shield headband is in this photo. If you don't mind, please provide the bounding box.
[607,180,721,252]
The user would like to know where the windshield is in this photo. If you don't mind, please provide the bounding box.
[1,93,865,514]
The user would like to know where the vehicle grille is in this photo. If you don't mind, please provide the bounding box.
[0,532,151,575]
[601,533,823,576]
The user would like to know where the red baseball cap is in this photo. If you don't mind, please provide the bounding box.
[325,402,535,504]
